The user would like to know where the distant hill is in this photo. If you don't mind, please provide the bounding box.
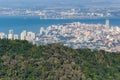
[0,39,120,80]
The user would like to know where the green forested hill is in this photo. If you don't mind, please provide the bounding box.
[0,39,120,80]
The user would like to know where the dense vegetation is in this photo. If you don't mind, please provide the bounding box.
[0,39,120,80]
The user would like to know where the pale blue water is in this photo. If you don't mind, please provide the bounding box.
[0,16,120,34]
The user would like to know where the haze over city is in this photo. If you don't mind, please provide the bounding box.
[0,0,120,8]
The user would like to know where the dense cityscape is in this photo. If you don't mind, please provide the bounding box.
[0,19,120,52]
[0,0,120,80]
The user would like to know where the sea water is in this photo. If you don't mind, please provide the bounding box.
[0,16,120,34]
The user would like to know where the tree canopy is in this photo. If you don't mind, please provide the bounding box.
[0,39,120,80]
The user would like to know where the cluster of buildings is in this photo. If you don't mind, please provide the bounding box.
[0,7,120,19]
[38,20,120,52]
[0,19,120,52]
[0,30,35,42]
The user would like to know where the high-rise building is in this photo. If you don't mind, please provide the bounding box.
[14,34,19,40]
[105,19,110,28]
[8,29,13,40]
[26,32,35,41]
[40,27,44,35]
[20,30,27,40]
[0,32,6,39]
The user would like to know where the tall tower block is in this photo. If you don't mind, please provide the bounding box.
[105,19,110,28]
[8,29,13,40]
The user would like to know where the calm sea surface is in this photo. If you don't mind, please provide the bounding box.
[0,16,120,34]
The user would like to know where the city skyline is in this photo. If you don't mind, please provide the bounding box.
[1,19,120,52]
[0,0,119,79]
[0,0,120,52]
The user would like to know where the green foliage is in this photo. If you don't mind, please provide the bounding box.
[0,39,120,80]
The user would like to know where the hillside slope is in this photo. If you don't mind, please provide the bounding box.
[0,39,120,80]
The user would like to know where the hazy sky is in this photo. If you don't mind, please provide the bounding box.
[0,0,120,8]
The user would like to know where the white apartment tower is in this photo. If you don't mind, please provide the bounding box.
[0,33,6,39]
[40,27,44,35]
[14,34,19,40]
[8,29,13,40]
[20,30,27,40]
[26,32,35,41]
[105,19,110,28]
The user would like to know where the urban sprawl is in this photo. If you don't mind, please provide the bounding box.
[0,7,120,19]
[0,20,120,52]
